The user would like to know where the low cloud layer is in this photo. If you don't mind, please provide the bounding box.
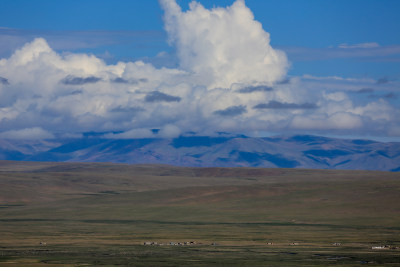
[0,0,399,140]
[0,127,54,140]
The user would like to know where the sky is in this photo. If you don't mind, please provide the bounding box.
[0,0,399,141]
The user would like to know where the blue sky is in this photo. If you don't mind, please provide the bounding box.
[0,0,399,141]
[1,0,399,77]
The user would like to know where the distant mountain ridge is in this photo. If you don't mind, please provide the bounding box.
[0,135,399,171]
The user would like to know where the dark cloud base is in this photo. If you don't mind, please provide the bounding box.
[111,77,148,84]
[214,105,247,116]
[237,85,273,93]
[254,101,317,110]
[61,75,102,85]
[145,91,181,103]
[0,76,9,85]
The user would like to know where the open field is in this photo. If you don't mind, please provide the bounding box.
[0,160,399,266]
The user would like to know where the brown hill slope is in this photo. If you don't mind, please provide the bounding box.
[0,161,399,266]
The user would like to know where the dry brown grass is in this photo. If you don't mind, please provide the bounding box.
[0,161,399,265]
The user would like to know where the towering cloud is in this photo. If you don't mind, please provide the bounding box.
[159,0,289,89]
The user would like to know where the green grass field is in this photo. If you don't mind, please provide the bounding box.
[0,161,399,266]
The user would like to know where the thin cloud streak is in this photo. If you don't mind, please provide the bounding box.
[282,44,400,61]
[0,27,166,58]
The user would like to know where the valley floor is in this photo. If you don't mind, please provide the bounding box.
[0,161,399,266]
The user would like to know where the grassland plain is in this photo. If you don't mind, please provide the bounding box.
[0,160,399,266]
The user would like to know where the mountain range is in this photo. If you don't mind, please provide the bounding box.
[0,135,399,171]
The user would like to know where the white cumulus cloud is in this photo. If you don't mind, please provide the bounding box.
[159,0,289,89]
[0,0,398,140]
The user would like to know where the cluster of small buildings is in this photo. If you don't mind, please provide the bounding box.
[143,241,197,246]
[371,245,398,250]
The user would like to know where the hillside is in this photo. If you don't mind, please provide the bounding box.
[1,135,399,171]
[0,161,399,266]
